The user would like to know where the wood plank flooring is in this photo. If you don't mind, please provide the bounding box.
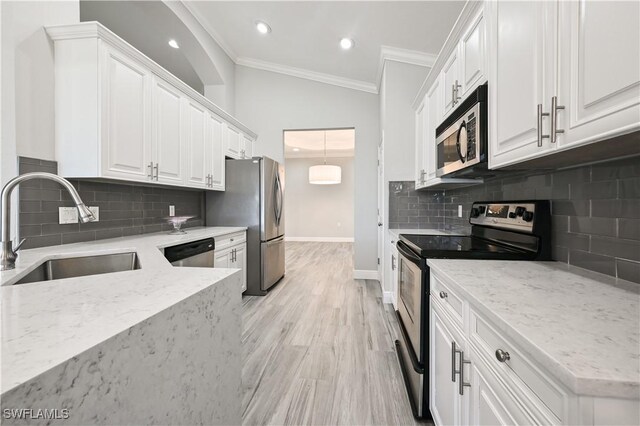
[241,242,422,425]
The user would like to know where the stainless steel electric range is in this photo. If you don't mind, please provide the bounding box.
[394,200,552,419]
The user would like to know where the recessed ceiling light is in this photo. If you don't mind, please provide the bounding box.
[293,148,300,152]
[340,38,354,50]
[255,21,271,35]
[168,39,179,49]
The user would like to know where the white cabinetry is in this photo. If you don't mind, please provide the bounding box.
[47,22,257,190]
[442,50,461,118]
[215,231,247,293]
[488,0,640,169]
[185,100,208,188]
[153,78,184,185]
[225,126,255,159]
[458,9,486,101]
[415,97,428,189]
[101,46,152,182]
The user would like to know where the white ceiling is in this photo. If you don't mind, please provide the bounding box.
[284,129,355,158]
[185,1,465,86]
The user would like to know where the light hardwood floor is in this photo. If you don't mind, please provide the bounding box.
[241,241,422,425]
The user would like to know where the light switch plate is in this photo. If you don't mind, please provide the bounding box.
[59,207,78,224]
[89,206,99,221]
[458,205,463,218]
[169,205,175,216]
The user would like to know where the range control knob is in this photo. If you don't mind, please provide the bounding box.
[470,207,480,218]
[478,206,486,214]
[522,211,534,222]
[508,212,517,219]
[515,206,526,217]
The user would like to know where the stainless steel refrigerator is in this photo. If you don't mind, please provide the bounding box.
[206,157,285,295]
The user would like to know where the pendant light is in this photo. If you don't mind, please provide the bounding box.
[309,131,342,185]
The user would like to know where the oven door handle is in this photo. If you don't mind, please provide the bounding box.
[396,241,422,266]
[456,120,467,163]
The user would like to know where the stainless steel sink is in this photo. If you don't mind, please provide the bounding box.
[13,252,140,285]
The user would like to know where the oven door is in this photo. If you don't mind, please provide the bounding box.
[436,102,482,177]
[396,241,425,361]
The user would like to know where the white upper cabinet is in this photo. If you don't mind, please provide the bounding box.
[442,50,461,117]
[101,46,152,182]
[556,0,640,149]
[425,79,441,183]
[185,100,208,188]
[47,22,257,190]
[487,0,557,169]
[225,125,242,159]
[152,78,184,185]
[488,0,639,169]
[458,9,486,100]
[207,113,226,191]
[415,97,427,189]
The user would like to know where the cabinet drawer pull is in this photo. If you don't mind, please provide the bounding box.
[495,349,511,363]
[153,163,159,180]
[148,161,154,179]
[459,351,471,395]
[439,291,448,299]
[452,341,461,382]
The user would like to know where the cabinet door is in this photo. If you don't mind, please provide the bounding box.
[231,244,247,293]
[430,304,464,426]
[101,46,151,181]
[469,349,535,426]
[459,9,486,100]
[242,135,253,159]
[415,99,427,189]
[425,79,441,182]
[557,0,640,148]
[487,0,557,169]
[215,250,230,268]
[207,114,226,191]
[152,78,184,185]
[225,126,242,159]
[185,100,208,188]
[442,51,460,117]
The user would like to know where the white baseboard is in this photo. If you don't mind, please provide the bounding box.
[382,291,394,305]
[286,236,354,242]
[353,269,379,280]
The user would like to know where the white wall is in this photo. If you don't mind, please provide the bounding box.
[284,157,354,241]
[235,65,379,272]
[380,61,429,296]
[1,0,79,172]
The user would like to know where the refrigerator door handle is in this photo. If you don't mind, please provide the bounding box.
[274,172,283,226]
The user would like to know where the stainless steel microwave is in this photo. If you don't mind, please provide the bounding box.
[436,84,488,178]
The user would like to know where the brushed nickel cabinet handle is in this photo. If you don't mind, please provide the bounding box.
[153,163,159,180]
[495,349,511,362]
[148,161,154,179]
[452,341,460,382]
[537,104,550,147]
[439,291,448,299]
[459,351,471,395]
[551,96,565,143]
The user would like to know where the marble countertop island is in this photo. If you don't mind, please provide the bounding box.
[427,259,640,399]
[1,226,245,398]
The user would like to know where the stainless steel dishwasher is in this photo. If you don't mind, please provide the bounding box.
[164,238,215,267]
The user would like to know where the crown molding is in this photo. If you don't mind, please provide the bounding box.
[236,57,379,94]
[376,45,437,90]
[180,1,239,62]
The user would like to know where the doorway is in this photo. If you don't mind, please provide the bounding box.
[283,128,355,242]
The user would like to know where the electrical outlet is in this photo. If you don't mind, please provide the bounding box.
[169,205,175,216]
[458,205,463,218]
[89,206,99,221]
[59,207,78,224]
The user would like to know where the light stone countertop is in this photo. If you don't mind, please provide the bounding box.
[427,259,640,399]
[0,226,246,394]
[388,228,466,241]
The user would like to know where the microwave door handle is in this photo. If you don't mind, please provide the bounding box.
[396,241,422,266]
[456,120,467,163]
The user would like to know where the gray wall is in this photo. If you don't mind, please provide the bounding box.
[284,157,354,240]
[235,65,380,272]
[18,157,204,250]
[389,155,640,283]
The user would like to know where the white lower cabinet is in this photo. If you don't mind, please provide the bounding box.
[215,232,247,293]
[430,270,639,426]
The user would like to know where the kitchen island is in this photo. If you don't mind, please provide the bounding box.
[1,227,246,425]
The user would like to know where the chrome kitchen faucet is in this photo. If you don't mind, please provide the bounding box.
[1,172,96,271]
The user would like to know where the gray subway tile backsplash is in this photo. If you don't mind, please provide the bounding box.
[389,154,640,283]
[17,157,205,250]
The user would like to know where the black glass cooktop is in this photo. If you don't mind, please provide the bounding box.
[399,234,533,259]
